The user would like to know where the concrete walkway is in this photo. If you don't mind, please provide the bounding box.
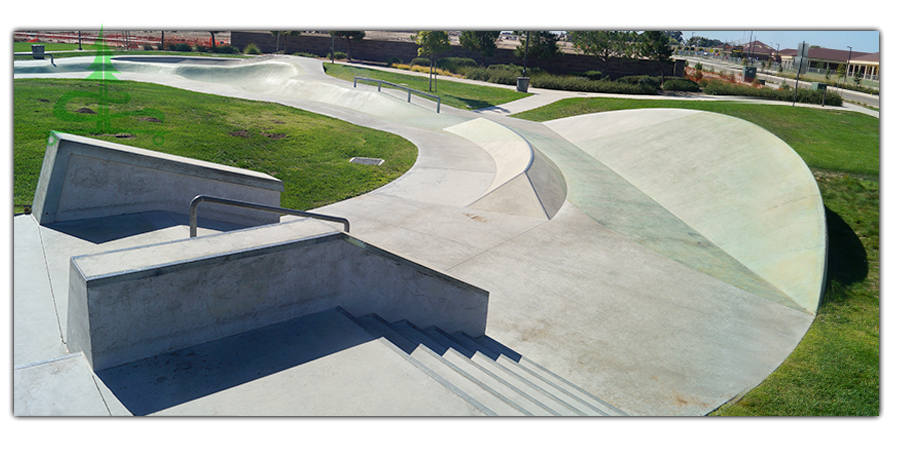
[13,55,826,415]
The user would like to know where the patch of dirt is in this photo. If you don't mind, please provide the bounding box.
[137,116,162,122]
[229,130,252,138]
[37,98,50,103]
[75,107,96,114]
[272,120,285,124]
[262,132,286,139]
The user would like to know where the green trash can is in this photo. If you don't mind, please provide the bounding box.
[32,44,45,59]
[516,77,530,93]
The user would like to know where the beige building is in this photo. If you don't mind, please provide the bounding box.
[779,46,879,80]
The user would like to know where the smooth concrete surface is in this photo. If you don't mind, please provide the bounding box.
[32,131,283,226]
[545,109,826,313]
[14,55,827,415]
[100,308,486,416]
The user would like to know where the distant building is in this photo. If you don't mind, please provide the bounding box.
[780,46,879,80]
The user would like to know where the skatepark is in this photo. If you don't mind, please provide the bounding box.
[13,54,827,416]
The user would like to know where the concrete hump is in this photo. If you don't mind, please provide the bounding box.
[445,118,566,220]
[546,109,827,313]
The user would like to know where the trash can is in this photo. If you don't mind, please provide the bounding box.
[517,77,530,93]
[32,44,45,60]
[810,82,827,91]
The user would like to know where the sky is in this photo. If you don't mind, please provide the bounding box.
[680,30,880,54]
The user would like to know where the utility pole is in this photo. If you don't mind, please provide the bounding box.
[793,41,806,107]
[522,31,530,76]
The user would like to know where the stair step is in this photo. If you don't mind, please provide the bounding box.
[355,314,526,416]
[430,328,583,416]
[472,334,627,416]
[393,321,555,416]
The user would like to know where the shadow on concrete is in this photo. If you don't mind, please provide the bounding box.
[45,211,249,244]
[822,205,869,302]
[96,309,373,415]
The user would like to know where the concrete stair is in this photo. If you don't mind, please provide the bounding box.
[341,309,626,417]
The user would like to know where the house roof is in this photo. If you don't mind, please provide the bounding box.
[780,47,876,62]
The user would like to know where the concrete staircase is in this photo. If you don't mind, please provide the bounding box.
[341,309,626,416]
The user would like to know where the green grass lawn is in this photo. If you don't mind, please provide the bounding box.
[14,79,417,212]
[323,63,531,111]
[14,41,84,52]
[515,98,880,416]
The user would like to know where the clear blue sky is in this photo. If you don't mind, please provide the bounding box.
[680,30,879,54]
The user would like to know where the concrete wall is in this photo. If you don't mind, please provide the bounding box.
[231,32,685,79]
[68,220,490,371]
[32,132,284,226]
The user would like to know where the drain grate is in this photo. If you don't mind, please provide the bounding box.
[350,157,385,166]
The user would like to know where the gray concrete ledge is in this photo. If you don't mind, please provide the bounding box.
[69,219,489,371]
[32,131,284,226]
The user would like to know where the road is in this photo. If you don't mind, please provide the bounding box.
[681,56,880,109]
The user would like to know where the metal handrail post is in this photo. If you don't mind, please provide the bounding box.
[189,195,349,237]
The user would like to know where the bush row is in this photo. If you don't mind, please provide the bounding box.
[701,79,843,106]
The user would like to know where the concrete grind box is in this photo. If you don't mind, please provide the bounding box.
[68,226,489,371]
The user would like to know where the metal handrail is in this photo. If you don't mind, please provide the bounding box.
[189,195,349,238]
[353,76,442,113]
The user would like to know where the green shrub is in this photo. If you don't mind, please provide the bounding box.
[617,75,662,87]
[142,44,154,51]
[662,78,701,92]
[243,43,261,55]
[331,51,347,60]
[193,44,208,53]
[530,74,659,95]
[293,52,320,58]
[215,45,240,54]
[436,56,478,74]
[701,79,842,106]
[571,70,606,80]
[174,43,193,52]
[410,57,431,67]
[386,57,402,66]
[166,42,177,51]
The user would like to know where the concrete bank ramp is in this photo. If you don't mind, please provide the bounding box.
[445,118,566,219]
[546,109,826,313]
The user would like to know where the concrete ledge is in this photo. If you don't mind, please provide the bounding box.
[32,131,284,226]
[67,220,489,371]
[445,118,566,219]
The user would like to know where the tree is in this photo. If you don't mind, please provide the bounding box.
[282,31,300,53]
[570,31,635,74]
[209,31,220,49]
[639,31,674,82]
[514,31,562,69]
[459,31,500,66]
[330,31,365,61]
[413,31,450,91]
[662,31,683,45]
[270,31,281,53]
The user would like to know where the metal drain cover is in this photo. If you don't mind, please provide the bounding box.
[350,157,385,166]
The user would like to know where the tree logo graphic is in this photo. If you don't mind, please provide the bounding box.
[51,26,165,145]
